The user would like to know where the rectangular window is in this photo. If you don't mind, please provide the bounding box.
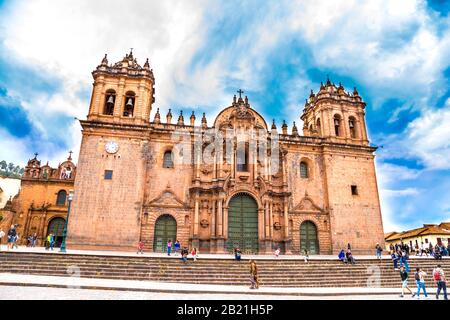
[351,185,358,195]
[104,170,113,180]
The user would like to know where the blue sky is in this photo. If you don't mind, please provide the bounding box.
[1,0,450,232]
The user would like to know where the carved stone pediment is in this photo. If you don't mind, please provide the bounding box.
[292,196,323,213]
[146,190,188,208]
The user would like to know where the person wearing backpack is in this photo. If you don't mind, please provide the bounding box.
[433,264,448,300]
[414,267,428,299]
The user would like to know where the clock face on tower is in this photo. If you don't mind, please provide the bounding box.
[105,141,119,154]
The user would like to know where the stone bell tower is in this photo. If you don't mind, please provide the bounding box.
[87,50,155,126]
[300,78,369,146]
[67,51,155,251]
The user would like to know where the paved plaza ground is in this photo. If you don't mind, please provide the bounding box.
[0,285,434,300]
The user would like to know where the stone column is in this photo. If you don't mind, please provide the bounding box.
[210,198,216,238]
[283,198,292,254]
[193,193,200,237]
[264,201,270,238]
[91,77,104,116]
[215,196,225,253]
[115,79,126,118]
[269,201,273,239]
[217,197,223,237]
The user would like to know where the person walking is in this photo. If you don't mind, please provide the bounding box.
[399,265,414,298]
[249,260,259,289]
[167,239,172,256]
[7,225,16,250]
[414,267,428,299]
[433,264,448,300]
[174,240,181,256]
[375,243,383,260]
[49,233,55,251]
[0,229,5,250]
[137,240,144,254]
[45,234,50,250]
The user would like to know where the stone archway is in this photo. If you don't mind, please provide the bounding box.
[227,193,259,254]
[153,214,177,253]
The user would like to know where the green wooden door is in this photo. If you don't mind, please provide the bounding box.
[47,217,65,247]
[153,215,177,253]
[228,194,259,254]
[300,221,319,254]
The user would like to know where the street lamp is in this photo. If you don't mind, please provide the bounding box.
[59,190,74,253]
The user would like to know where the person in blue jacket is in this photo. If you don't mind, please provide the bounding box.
[338,249,345,263]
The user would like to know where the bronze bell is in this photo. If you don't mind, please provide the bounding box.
[126,98,133,107]
[106,95,114,105]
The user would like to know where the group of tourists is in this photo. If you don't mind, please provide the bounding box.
[390,242,450,259]
[165,239,199,263]
[338,243,356,264]
[398,264,448,300]
[0,225,20,250]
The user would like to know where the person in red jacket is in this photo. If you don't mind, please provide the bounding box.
[137,241,144,254]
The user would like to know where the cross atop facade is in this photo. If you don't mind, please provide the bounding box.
[68,150,73,160]
[34,152,38,159]
[237,89,244,99]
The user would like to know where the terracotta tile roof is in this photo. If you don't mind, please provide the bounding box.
[384,232,398,240]
[385,223,450,241]
[439,222,450,230]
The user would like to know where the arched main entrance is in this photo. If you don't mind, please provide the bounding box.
[227,193,259,254]
[153,214,177,253]
[300,221,319,254]
[47,217,66,247]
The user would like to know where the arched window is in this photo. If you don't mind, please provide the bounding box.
[316,118,321,135]
[300,162,309,178]
[349,117,357,138]
[56,190,67,206]
[104,90,116,115]
[163,150,174,168]
[123,91,135,117]
[334,115,341,136]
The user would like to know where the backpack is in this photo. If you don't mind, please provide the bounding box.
[414,272,420,281]
[433,269,441,281]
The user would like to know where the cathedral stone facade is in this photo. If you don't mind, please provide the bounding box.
[66,52,384,254]
[1,153,76,246]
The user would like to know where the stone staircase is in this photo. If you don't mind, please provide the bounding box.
[0,252,449,288]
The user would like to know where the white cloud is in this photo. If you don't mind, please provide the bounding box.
[382,188,420,197]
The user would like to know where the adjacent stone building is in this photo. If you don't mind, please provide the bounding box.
[67,52,384,254]
[1,154,76,246]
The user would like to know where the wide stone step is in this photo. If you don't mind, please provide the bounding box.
[1,252,448,288]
